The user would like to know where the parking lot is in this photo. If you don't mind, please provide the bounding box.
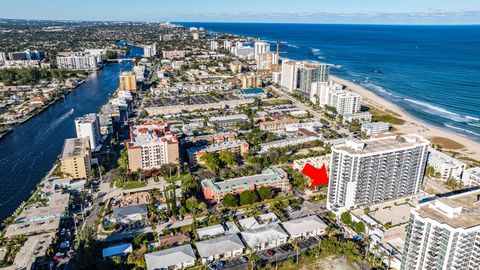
[223,237,320,270]
[147,92,240,107]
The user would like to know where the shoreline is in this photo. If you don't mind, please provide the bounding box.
[330,75,480,162]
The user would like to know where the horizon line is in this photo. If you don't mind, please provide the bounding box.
[1,17,480,26]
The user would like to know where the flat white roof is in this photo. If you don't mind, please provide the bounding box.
[145,244,196,270]
[281,215,327,236]
[195,234,245,258]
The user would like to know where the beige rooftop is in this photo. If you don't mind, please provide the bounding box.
[334,134,429,155]
[417,191,480,229]
[61,138,90,159]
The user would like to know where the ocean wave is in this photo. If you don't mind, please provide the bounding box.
[311,48,321,54]
[444,124,480,137]
[363,82,394,96]
[403,98,470,123]
[467,123,480,128]
[465,116,480,121]
[330,64,342,69]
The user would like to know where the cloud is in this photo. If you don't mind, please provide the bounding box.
[173,10,480,24]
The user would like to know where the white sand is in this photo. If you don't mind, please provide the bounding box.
[330,75,480,162]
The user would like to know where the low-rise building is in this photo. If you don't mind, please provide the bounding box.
[259,116,300,132]
[427,147,466,180]
[112,204,148,224]
[281,215,327,239]
[145,244,196,270]
[202,167,290,203]
[60,138,91,179]
[259,136,319,153]
[361,121,391,136]
[462,167,480,186]
[208,114,249,127]
[241,223,289,251]
[343,112,373,124]
[292,155,330,172]
[187,140,249,165]
[195,234,245,264]
[196,222,240,239]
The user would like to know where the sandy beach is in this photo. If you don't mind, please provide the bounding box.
[330,75,480,162]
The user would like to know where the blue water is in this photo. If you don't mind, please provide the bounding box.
[181,23,480,141]
[0,45,143,221]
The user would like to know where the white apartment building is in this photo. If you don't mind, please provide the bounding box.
[327,134,429,211]
[310,81,343,106]
[0,52,6,62]
[343,112,373,124]
[281,60,298,91]
[361,122,391,136]
[462,167,480,186]
[210,40,219,51]
[126,123,179,172]
[56,52,102,70]
[254,41,270,56]
[401,190,480,270]
[329,90,361,116]
[75,113,101,149]
[143,44,157,58]
[427,147,466,181]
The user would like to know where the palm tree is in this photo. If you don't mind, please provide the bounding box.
[247,248,260,270]
[291,238,300,264]
[384,250,396,270]
[371,245,380,267]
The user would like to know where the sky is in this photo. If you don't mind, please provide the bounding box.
[1,0,480,24]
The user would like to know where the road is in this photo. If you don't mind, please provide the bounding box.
[267,86,325,121]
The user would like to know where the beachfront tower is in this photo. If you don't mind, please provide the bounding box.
[327,134,429,211]
[401,190,480,270]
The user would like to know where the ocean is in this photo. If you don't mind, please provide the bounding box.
[180,23,480,141]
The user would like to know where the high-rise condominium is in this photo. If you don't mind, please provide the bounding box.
[297,63,329,94]
[280,60,298,91]
[75,113,101,149]
[126,123,179,171]
[327,134,429,211]
[401,190,480,270]
[119,71,137,92]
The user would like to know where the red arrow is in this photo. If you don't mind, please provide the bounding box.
[301,163,329,188]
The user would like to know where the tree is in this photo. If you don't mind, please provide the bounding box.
[222,194,239,207]
[118,149,129,170]
[219,150,237,167]
[341,211,353,225]
[105,50,118,60]
[201,152,221,172]
[257,186,273,200]
[185,197,199,213]
[239,190,259,206]
[181,173,199,196]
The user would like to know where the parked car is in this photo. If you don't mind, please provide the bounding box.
[207,263,216,270]
[239,256,248,263]
[266,250,275,257]
[216,261,225,268]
